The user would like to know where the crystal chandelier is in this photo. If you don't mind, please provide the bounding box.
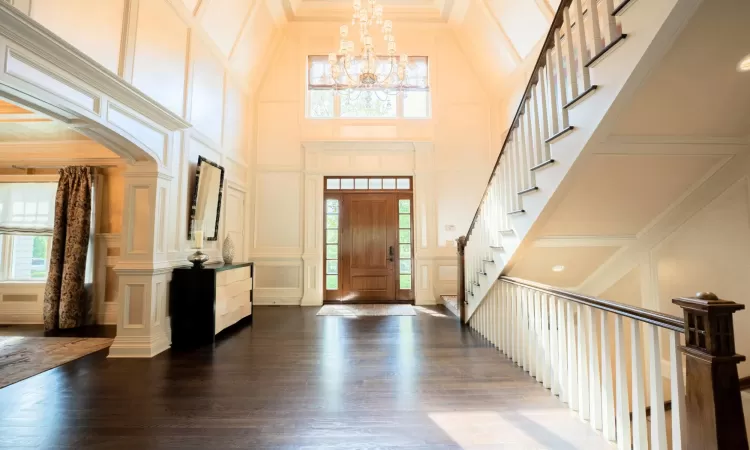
[327,0,408,92]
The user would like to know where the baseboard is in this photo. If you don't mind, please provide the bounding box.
[107,333,170,358]
[740,376,750,391]
[0,311,42,324]
[253,297,301,306]
[300,298,323,307]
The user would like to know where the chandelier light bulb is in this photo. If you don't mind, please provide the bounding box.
[340,25,348,37]
[353,0,361,10]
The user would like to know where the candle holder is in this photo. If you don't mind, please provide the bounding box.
[188,220,209,269]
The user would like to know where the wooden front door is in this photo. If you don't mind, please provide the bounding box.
[324,177,414,303]
[342,193,397,302]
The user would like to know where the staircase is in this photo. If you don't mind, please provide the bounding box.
[456,0,750,448]
[460,0,703,318]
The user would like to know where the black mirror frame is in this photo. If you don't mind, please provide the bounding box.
[188,155,225,241]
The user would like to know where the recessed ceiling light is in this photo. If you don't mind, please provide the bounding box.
[737,54,750,72]
[552,265,565,272]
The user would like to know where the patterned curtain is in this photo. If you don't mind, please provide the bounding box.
[43,167,93,331]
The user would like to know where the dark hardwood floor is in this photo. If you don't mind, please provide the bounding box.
[0,306,608,449]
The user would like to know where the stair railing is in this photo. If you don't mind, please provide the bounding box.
[469,276,749,450]
[458,0,628,311]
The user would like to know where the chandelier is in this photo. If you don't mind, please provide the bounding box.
[327,0,408,92]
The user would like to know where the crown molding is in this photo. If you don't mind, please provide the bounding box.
[0,3,191,132]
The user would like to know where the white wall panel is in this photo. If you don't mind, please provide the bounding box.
[189,37,226,145]
[30,0,125,73]
[230,3,276,80]
[200,0,254,56]
[132,0,189,116]
[254,172,302,249]
[257,102,301,167]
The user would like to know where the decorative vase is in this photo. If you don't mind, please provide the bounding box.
[222,234,235,264]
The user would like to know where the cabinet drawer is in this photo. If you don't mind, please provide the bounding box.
[216,267,251,287]
[217,277,252,302]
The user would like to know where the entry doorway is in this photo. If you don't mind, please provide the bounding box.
[324,176,414,304]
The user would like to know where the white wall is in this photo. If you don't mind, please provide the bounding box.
[588,155,750,377]
[250,22,495,305]
[0,0,282,326]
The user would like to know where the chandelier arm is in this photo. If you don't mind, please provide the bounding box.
[340,61,360,88]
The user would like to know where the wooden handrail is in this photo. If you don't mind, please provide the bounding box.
[501,276,685,332]
[466,0,574,239]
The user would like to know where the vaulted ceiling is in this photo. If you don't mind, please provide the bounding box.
[182,0,557,99]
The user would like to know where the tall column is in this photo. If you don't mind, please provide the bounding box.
[673,292,748,450]
[108,162,172,358]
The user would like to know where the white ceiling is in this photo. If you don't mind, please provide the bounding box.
[0,100,118,167]
[0,100,87,142]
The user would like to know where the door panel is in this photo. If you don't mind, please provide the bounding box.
[341,193,396,302]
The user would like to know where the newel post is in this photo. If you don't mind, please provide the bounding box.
[673,292,748,450]
[456,236,467,325]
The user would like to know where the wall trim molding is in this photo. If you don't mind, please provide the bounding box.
[0,2,190,131]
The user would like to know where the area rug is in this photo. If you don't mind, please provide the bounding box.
[0,336,112,389]
[317,304,416,316]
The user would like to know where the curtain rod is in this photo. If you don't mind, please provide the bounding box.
[10,161,121,170]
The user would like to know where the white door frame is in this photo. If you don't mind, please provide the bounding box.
[300,140,439,306]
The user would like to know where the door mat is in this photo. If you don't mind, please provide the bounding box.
[317,304,416,316]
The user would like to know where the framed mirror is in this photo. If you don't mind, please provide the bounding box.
[188,156,225,241]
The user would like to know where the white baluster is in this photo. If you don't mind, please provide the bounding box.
[563,6,579,99]
[544,49,560,136]
[509,133,521,211]
[557,297,568,403]
[614,316,631,450]
[528,289,537,378]
[540,293,550,388]
[646,324,667,450]
[631,321,648,449]
[523,99,537,189]
[536,66,551,162]
[522,287,530,371]
[602,0,619,44]
[517,108,530,192]
[502,157,512,227]
[577,305,590,420]
[588,0,604,56]
[567,302,578,410]
[600,311,616,441]
[669,330,685,450]
[511,284,518,363]
[573,0,591,92]
[549,294,560,395]
[531,83,544,167]
[534,291,543,383]
[508,284,514,360]
[492,284,499,348]
[495,281,505,352]
[553,30,570,128]
[587,307,602,430]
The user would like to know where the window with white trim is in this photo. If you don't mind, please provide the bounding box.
[307,55,430,119]
[0,182,56,282]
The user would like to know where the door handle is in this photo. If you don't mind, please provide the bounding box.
[388,246,394,262]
